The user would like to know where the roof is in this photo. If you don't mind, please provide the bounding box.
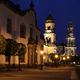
[45,14,55,23]
[0,0,34,16]
[0,0,41,31]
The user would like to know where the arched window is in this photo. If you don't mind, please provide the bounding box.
[45,37,51,44]
[7,18,12,34]
[47,26,50,30]
[20,24,26,38]
[30,27,33,37]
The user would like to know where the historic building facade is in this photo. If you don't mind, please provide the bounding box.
[0,0,44,66]
[65,22,77,56]
[44,15,57,63]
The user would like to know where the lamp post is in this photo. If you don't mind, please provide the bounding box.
[62,56,66,66]
[18,44,22,71]
[67,56,70,60]
[40,51,43,70]
[43,55,46,65]
[54,54,59,67]
[66,56,70,64]
[55,54,59,59]
[63,56,66,61]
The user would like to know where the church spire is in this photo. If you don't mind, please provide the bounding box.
[67,21,74,37]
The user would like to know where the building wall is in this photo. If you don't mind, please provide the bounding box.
[0,3,43,65]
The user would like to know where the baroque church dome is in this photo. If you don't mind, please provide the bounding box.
[45,15,55,23]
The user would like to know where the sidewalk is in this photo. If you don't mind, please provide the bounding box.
[0,66,73,72]
[0,66,78,80]
[71,70,78,80]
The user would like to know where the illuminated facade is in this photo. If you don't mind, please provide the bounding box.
[57,43,66,55]
[0,0,44,66]
[44,15,57,62]
[65,22,77,56]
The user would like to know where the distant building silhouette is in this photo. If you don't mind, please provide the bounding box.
[65,22,77,56]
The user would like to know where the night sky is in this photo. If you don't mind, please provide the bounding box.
[11,0,80,53]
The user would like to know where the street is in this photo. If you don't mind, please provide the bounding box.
[0,66,78,80]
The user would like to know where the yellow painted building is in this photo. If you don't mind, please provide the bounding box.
[0,0,44,66]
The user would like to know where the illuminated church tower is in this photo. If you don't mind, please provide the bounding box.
[44,15,57,62]
[65,22,77,56]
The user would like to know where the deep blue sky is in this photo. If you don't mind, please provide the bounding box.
[11,0,80,53]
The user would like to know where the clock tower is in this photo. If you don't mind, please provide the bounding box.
[44,15,57,62]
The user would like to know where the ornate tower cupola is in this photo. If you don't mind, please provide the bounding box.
[44,15,57,63]
[67,22,74,38]
[67,22,75,47]
[45,15,55,33]
[65,22,77,56]
[44,15,56,45]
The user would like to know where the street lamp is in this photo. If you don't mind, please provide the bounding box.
[54,54,59,67]
[66,56,70,64]
[62,56,66,66]
[43,56,46,60]
[55,54,59,59]
[67,56,70,60]
[62,56,66,61]
[41,51,43,55]
[18,44,22,71]
[40,51,43,70]
[43,55,46,65]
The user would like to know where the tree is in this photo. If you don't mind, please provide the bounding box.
[0,35,6,54]
[5,39,18,69]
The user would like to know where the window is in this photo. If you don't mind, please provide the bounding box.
[7,18,12,34]
[46,37,51,43]
[48,38,51,43]
[20,24,26,38]
[30,27,33,37]
[47,26,50,30]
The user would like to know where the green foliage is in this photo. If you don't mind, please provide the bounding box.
[0,35,6,54]
[6,39,18,55]
[18,43,26,55]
